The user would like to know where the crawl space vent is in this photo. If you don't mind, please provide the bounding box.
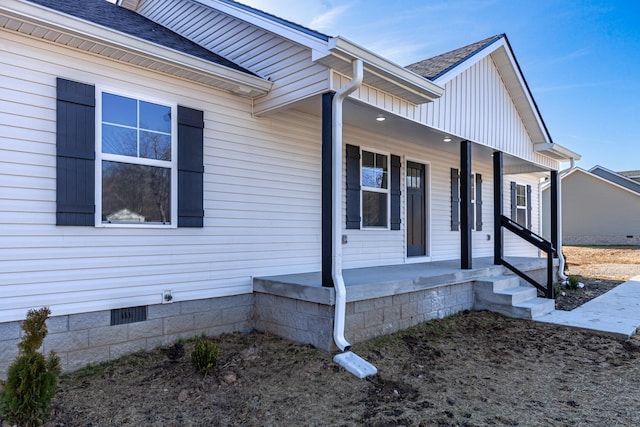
[110,306,147,326]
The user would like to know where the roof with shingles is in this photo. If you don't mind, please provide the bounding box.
[406,34,504,80]
[26,0,256,76]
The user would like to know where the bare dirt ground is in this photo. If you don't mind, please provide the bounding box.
[6,246,640,426]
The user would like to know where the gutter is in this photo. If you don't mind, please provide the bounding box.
[556,158,576,282]
[331,59,377,378]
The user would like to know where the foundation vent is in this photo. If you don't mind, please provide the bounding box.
[110,306,147,326]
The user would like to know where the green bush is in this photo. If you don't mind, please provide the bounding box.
[191,335,220,375]
[0,307,61,426]
[567,275,581,290]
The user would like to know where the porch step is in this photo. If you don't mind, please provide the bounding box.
[474,276,555,320]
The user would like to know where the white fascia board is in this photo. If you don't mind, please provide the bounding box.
[4,1,272,96]
[534,142,581,161]
[317,36,444,102]
[197,0,330,52]
[431,39,504,86]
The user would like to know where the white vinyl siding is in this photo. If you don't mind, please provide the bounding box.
[0,33,323,322]
[419,55,558,171]
[136,0,330,115]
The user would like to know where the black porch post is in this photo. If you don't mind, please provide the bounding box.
[493,151,503,265]
[460,140,472,269]
[550,170,559,257]
[321,92,334,287]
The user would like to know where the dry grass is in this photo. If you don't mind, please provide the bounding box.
[564,245,640,280]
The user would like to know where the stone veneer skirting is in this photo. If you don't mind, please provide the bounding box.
[564,234,640,246]
[0,260,556,379]
[254,283,474,351]
[0,294,253,379]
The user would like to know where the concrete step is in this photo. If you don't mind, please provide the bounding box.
[514,297,556,319]
[476,285,538,305]
[475,276,521,292]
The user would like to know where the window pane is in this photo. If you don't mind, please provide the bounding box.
[516,209,527,227]
[102,124,136,156]
[362,191,387,227]
[140,131,171,160]
[102,93,137,126]
[102,161,171,223]
[516,184,526,207]
[140,101,171,133]
[362,150,388,189]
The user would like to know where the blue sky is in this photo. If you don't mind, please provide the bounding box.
[238,0,640,172]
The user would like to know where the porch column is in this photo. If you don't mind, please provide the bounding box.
[460,140,472,269]
[321,92,335,287]
[493,151,503,265]
[550,170,559,257]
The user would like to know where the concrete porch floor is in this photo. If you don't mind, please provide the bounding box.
[253,256,551,304]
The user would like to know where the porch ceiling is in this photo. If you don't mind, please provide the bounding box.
[290,95,550,174]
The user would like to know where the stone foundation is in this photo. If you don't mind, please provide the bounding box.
[255,282,474,351]
[0,294,253,379]
[564,234,640,245]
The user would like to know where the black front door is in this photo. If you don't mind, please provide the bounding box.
[406,161,426,257]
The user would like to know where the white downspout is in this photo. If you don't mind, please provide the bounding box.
[331,59,376,378]
[556,158,576,281]
[332,59,362,352]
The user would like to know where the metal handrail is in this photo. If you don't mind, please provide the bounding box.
[499,215,555,299]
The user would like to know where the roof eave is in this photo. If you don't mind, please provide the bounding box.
[2,1,272,97]
[534,142,581,161]
[314,37,444,104]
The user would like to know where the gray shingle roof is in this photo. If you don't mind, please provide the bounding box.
[406,34,504,80]
[26,0,256,76]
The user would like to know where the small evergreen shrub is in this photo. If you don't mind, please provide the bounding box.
[567,275,581,290]
[191,335,220,375]
[0,307,61,426]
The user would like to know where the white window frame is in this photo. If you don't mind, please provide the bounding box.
[457,172,477,231]
[95,86,178,228]
[360,148,390,229]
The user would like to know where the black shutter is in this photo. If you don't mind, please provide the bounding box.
[345,144,361,229]
[390,154,401,230]
[475,173,483,231]
[510,181,517,220]
[526,184,532,230]
[56,78,95,226]
[450,168,459,231]
[177,106,204,227]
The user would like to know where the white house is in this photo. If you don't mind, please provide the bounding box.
[0,0,578,376]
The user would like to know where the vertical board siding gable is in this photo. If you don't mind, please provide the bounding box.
[177,106,205,227]
[390,154,401,230]
[345,144,361,229]
[56,78,95,226]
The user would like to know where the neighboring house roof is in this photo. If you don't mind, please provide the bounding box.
[618,170,640,182]
[589,165,640,194]
[27,0,255,76]
[543,167,640,198]
[406,34,503,80]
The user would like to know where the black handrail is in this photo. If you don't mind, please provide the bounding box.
[499,215,555,299]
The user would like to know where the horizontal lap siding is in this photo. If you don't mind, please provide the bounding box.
[341,126,497,268]
[502,174,540,257]
[0,34,322,322]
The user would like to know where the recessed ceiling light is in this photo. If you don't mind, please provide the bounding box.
[443,136,452,142]
[376,114,386,122]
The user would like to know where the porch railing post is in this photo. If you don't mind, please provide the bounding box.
[550,170,559,258]
[321,92,335,287]
[460,140,472,269]
[493,151,503,265]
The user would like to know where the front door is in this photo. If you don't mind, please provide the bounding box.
[406,161,426,257]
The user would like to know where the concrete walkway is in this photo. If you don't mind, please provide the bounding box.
[537,275,640,339]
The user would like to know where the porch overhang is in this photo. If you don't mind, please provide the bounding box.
[313,37,444,104]
[0,1,272,98]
